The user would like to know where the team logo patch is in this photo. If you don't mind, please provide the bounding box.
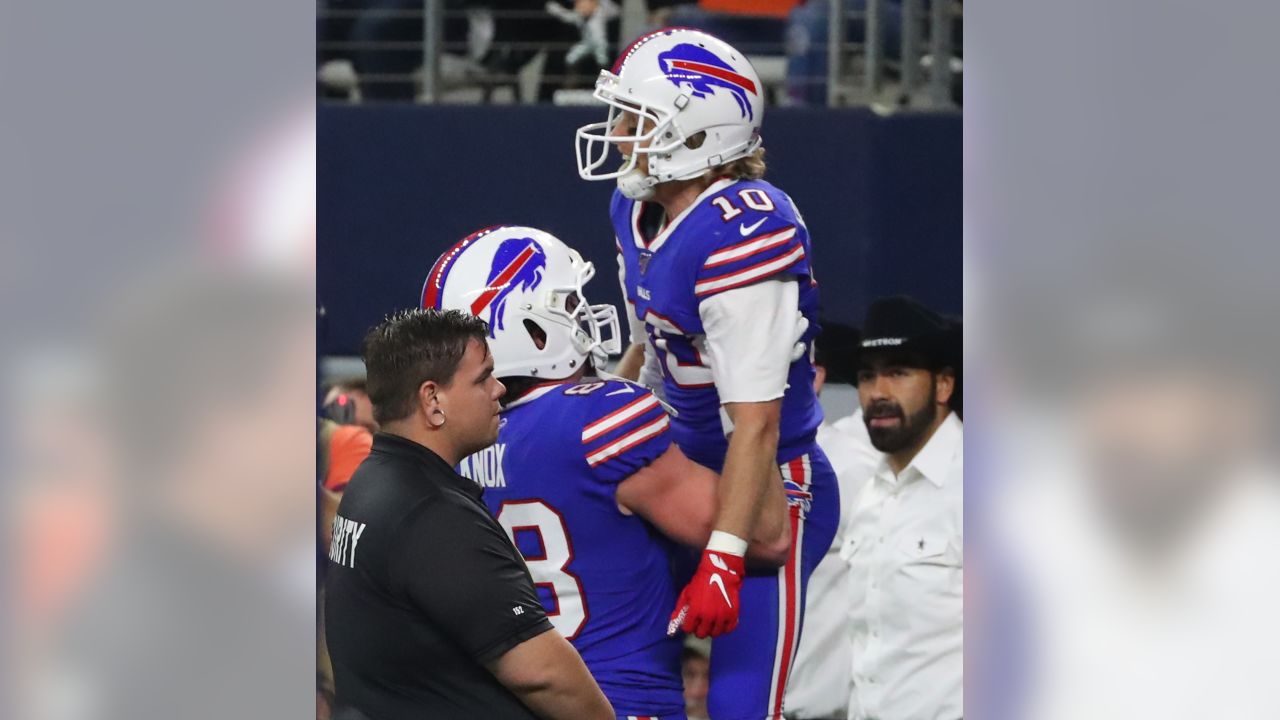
[471,237,546,337]
[783,479,813,514]
[658,43,757,120]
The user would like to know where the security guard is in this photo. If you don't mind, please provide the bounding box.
[325,308,612,720]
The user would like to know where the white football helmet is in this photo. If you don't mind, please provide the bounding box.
[575,28,764,199]
[421,225,621,381]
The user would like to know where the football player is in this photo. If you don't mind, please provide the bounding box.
[421,225,791,720]
[574,29,840,720]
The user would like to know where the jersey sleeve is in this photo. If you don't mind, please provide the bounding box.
[393,497,552,664]
[577,381,673,484]
[693,186,811,300]
[699,278,800,403]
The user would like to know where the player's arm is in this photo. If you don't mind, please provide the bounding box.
[720,402,790,563]
[703,278,800,539]
[670,278,803,638]
[615,443,790,566]
[487,631,614,720]
[614,341,645,381]
[614,337,664,389]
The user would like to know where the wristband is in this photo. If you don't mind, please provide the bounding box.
[706,530,747,557]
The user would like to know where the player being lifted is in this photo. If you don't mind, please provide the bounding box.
[421,225,790,720]
[575,29,840,720]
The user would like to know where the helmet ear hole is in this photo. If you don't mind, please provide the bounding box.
[685,132,706,150]
[523,319,548,351]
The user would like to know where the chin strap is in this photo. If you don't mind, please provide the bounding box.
[617,167,657,200]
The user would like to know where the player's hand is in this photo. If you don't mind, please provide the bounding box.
[668,549,745,638]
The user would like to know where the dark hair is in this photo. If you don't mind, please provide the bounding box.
[361,308,489,424]
[813,321,861,384]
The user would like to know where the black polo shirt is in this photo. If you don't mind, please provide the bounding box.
[325,433,552,720]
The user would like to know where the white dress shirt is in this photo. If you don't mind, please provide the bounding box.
[785,409,882,719]
[843,412,963,720]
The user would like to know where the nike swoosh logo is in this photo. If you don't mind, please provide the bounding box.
[709,573,733,608]
[739,217,768,236]
[605,386,635,396]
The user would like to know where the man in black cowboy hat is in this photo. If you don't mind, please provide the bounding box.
[841,295,963,720]
[857,296,961,459]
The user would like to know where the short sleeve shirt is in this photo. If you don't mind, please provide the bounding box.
[324,433,552,720]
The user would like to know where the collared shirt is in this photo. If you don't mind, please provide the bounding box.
[324,433,552,720]
[842,413,963,720]
[785,409,881,719]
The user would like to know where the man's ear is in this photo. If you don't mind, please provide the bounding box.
[418,380,440,414]
[935,368,956,407]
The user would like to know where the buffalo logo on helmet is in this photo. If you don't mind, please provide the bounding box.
[470,237,547,337]
[657,43,757,120]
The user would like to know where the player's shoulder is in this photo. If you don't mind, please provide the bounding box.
[729,177,798,210]
[553,377,658,410]
[689,178,802,250]
[685,179,810,298]
[702,178,799,218]
[569,378,672,475]
[551,377,663,430]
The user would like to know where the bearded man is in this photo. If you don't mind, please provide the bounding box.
[841,295,963,720]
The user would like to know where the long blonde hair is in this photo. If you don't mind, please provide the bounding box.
[712,147,767,180]
[683,132,767,180]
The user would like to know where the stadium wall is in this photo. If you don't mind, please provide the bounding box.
[318,105,960,355]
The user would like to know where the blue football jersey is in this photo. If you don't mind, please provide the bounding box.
[611,177,824,472]
[458,378,685,717]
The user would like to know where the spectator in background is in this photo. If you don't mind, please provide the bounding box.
[784,0,903,106]
[646,0,689,28]
[317,416,363,716]
[319,377,376,545]
[317,380,374,711]
[784,322,881,720]
[842,296,962,720]
[320,1,593,103]
[324,377,379,433]
[682,640,712,720]
[319,0,470,101]
[546,1,620,86]
[654,1,796,55]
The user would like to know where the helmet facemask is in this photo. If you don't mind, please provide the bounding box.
[576,69,763,195]
[575,71,690,184]
[536,256,622,373]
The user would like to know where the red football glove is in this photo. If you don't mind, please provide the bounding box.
[669,548,745,638]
